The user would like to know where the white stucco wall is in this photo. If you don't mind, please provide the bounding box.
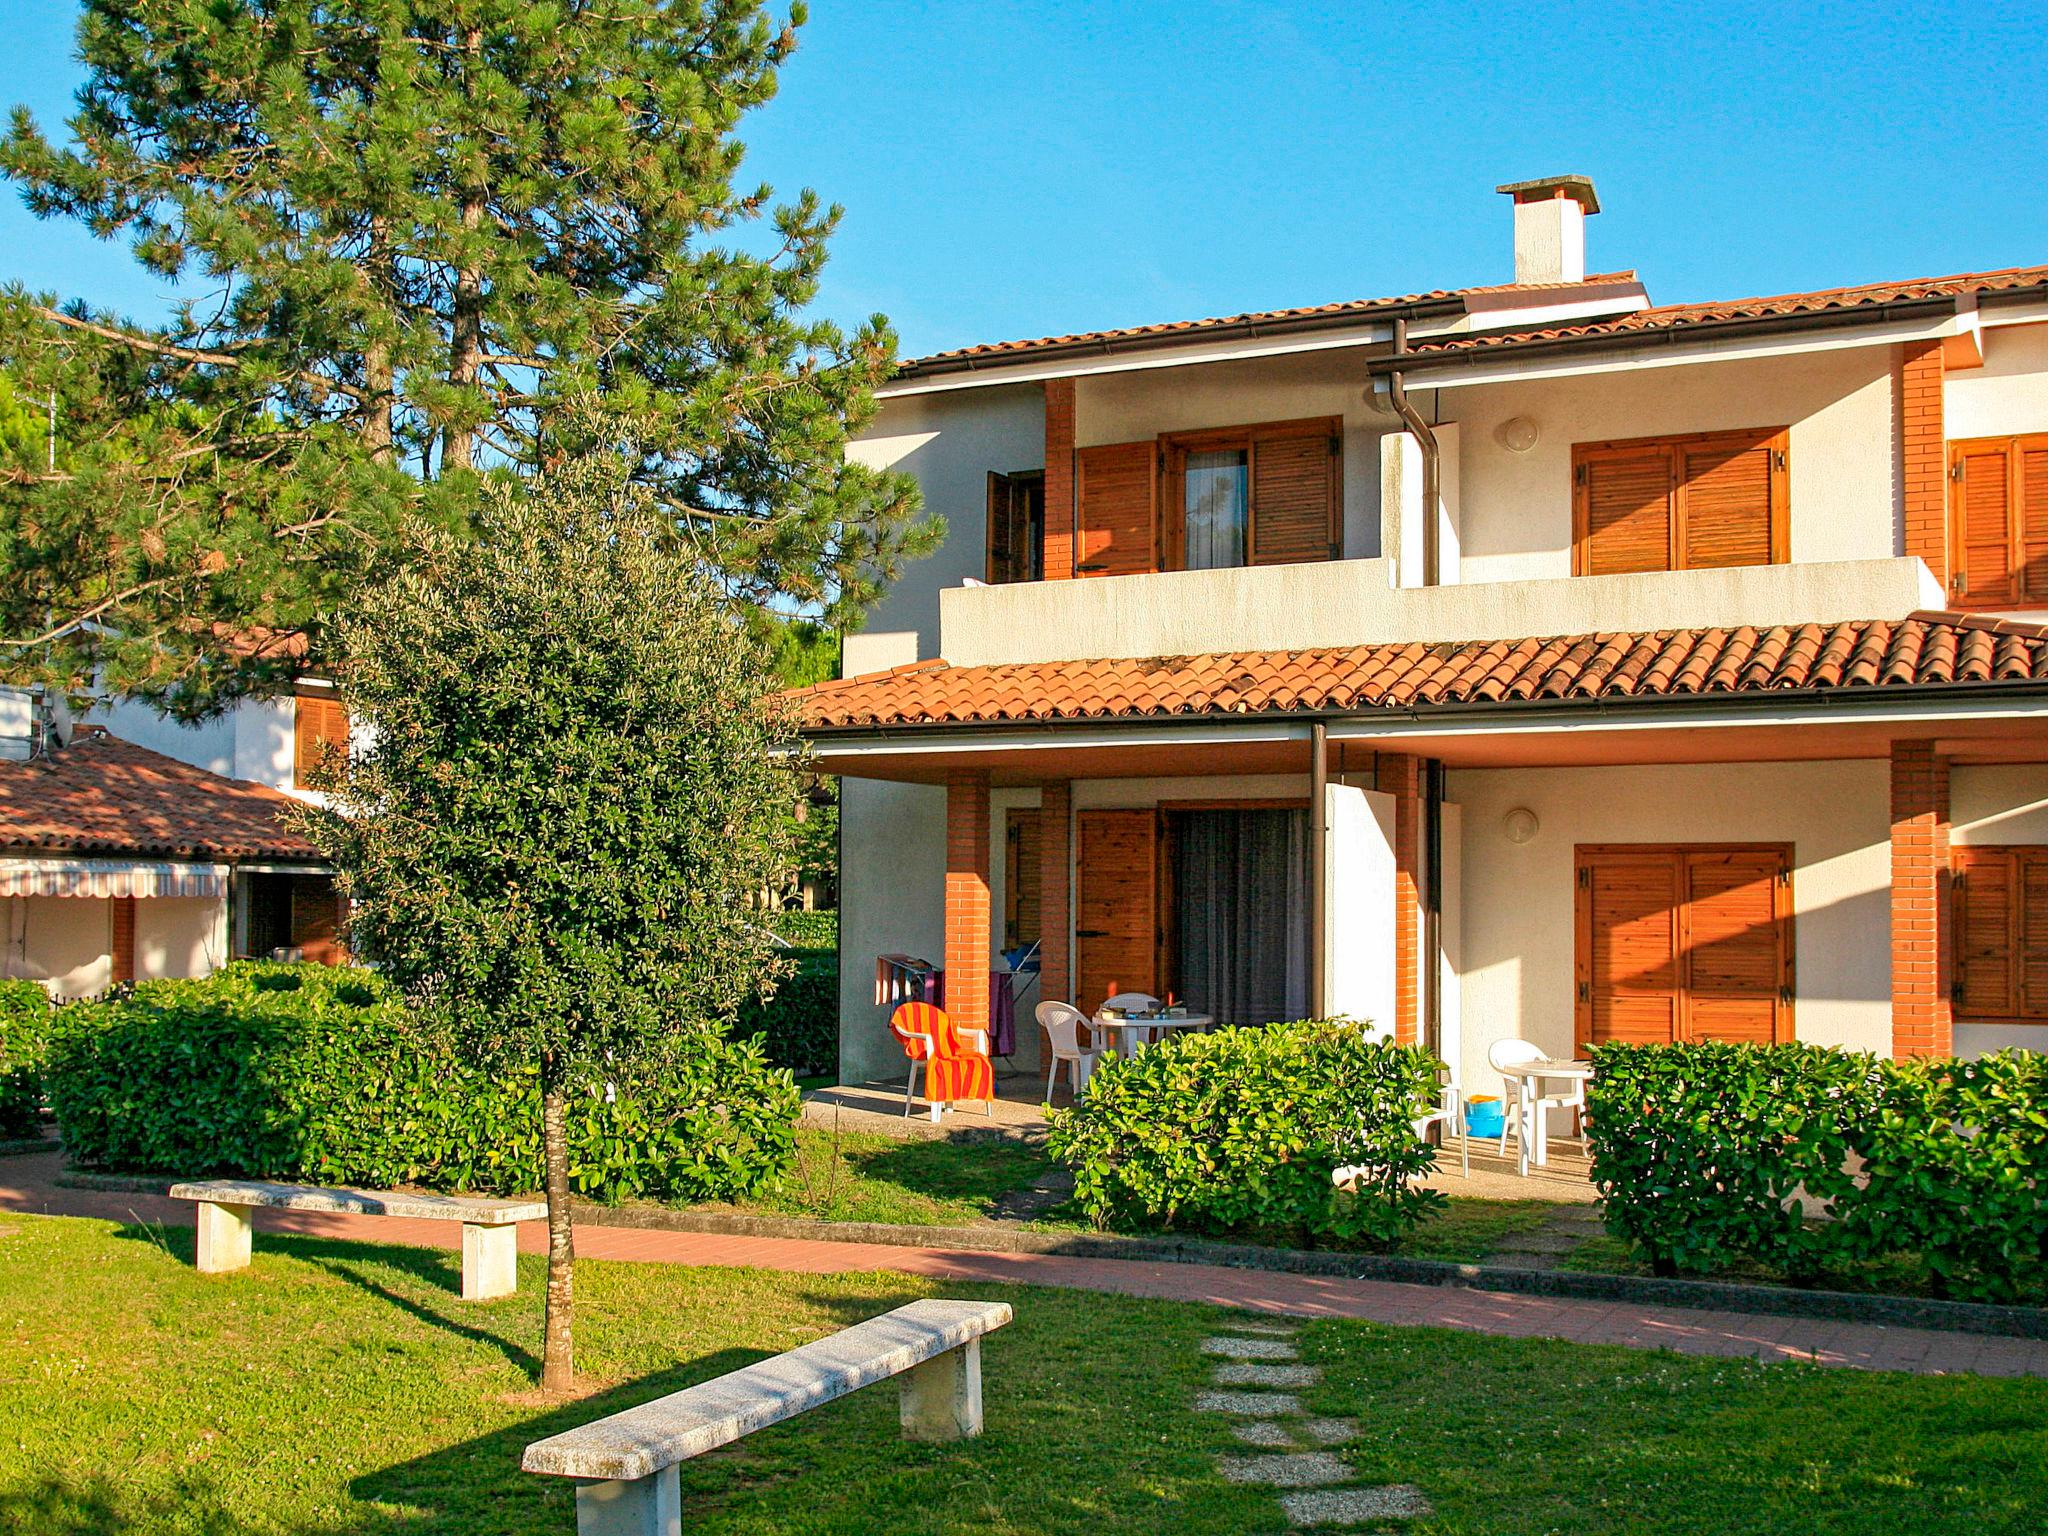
[1448,344,1901,587]
[1325,785,1395,1037]
[1448,760,1894,1093]
[135,896,227,981]
[837,776,947,1087]
[1946,323,2048,441]
[2,896,111,998]
[0,688,34,762]
[1075,349,1394,562]
[86,694,302,795]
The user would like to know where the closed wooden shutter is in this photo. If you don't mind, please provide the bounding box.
[1074,809,1157,1012]
[1952,847,2048,1019]
[1953,440,2016,606]
[1574,427,1787,576]
[2021,856,2048,1017]
[294,695,349,786]
[1075,441,1156,577]
[1577,844,1792,1049]
[289,874,346,965]
[1004,809,1042,950]
[2019,442,2048,604]
[1249,425,1338,566]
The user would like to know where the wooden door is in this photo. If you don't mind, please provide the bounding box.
[1073,809,1158,1013]
[1576,845,1792,1050]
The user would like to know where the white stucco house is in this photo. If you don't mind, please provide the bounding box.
[791,174,2048,1094]
[0,679,350,996]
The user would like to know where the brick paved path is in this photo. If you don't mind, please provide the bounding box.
[6,1151,2042,1378]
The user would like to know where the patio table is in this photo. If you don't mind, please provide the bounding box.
[1498,1057,1593,1174]
[1092,1011,1212,1054]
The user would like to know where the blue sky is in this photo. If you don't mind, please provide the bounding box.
[6,1,2047,358]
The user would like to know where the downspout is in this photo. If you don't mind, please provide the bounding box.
[1384,317,1441,587]
[1422,759,1444,1061]
[1309,721,1328,1018]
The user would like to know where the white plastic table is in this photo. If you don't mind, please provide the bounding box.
[1498,1058,1593,1175]
[1093,1012,1212,1054]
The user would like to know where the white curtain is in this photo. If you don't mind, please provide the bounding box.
[1173,808,1311,1027]
[1182,449,1247,570]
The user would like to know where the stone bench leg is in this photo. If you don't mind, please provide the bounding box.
[574,1466,679,1536]
[462,1220,520,1301]
[899,1337,983,1442]
[193,1200,254,1275]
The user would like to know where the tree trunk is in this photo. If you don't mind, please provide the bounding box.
[442,25,485,474]
[540,1060,575,1392]
[363,216,396,465]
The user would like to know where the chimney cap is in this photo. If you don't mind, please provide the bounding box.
[1495,175,1600,215]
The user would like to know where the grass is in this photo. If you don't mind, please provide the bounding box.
[1554,1232,2017,1304]
[696,1125,1055,1226]
[9,1214,2048,1535]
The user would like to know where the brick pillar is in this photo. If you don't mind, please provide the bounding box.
[1042,377,1076,581]
[945,771,993,1035]
[1381,754,1422,1044]
[111,896,136,985]
[1889,740,1952,1059]
[1900,339,1948,593]
[1037,780,1072,1012]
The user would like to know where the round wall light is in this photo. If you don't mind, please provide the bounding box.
[1502,806,1540,844]
[1495,416,1540,453]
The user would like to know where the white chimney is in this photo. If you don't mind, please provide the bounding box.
[1496,175,1600,285]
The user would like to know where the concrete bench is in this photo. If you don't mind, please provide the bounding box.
[168,1179,546,1300]
[522,1298,1012,1534]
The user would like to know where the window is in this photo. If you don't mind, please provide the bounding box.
[1952,846,2048,1020]
[985,470,1045,584]
[1575,844,1794,1050]
[1948,435,2048,608]
[1572,426,1788,576]
[293,692,349,788]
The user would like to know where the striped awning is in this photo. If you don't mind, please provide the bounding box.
[0,858,229,899]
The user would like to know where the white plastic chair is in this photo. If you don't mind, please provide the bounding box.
[1035,1000,1100,1103]
[1099,991,1162,1049]
[1411,1064,1468,1178]
[1487,1038,1585,1176]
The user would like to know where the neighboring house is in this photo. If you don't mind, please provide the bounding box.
[0,679,351,996]
[793,174,2048,1094]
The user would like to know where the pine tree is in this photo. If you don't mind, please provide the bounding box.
[0,0,930,713]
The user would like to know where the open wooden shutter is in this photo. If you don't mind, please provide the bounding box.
[1074,809,1158,1013]
[986,471,1018,584]
[1075,441,1156,577]
[1003,809,1042,950]
[1575,443,1675,576]
[1678,848,1789,1044]
[1953,848,2016,1018]
[1577,849,1682,1048]
[294,695,349,785]
[1677,431,1783,571]
[2019,440,2048,604]
[1953,440,2017,606]
[1249,425,1339,566]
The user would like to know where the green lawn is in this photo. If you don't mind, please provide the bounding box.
[9,1214,2046,1534]
[702,1127,1056,1226]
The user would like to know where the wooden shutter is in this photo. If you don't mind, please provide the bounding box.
[1577,850,1682,1048]
[1075,441,1156,577]
[1677,432,1783,570]
[289,875,345,965]
[1575,443,1675,576]
[1952,440,2016,606]
[986,470,1017,584]
[1073,810,1157,1012]
[293,695,349,786]
[1004,809,1042,950]
[2021,855,2048,1017]
[1953,848,2016,1018]
[1679,849,1789,1044]
[1249,424,1339,566]
[2019,441,2048,604]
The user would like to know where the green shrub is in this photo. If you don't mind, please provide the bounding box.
[1046,1019,1444,1246]
[765,909,837,950]
[1586,1043,2048,1301]
[47,963,799,1203]
[0,979,55,1138]
[736,945,837,1079]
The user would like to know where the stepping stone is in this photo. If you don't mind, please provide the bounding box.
[1218,1452,1352,1488]
[1295,1418,1360,1446]
[1280,1485,1433,1527]
[1203,1335,1300,1360]
[1231,1421,1297,1448]
[1213,1362,1320,1388]
[1220,1319,1299,1336]
[1195,1390,1302,1416]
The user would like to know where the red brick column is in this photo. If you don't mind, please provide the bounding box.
[1889,740,1952,1058]
[1381,754,1422,1044]
[111,896,136,985]
[1036,781,1072,1012]
[945,771,993,1035]
[1900,340,1948,593]
[1042,378,1076,581]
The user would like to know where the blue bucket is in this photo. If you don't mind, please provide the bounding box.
[1463,1098,1506,1140]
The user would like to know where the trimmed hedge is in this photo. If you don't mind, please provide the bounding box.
[1046,1019,1444,1246]
[47,963,799,1203]
[735,910,838,1078]
[0,980,55,1138]
[1586,1042,2048,1301]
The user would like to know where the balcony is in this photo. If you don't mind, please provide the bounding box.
[937,557,1946,668]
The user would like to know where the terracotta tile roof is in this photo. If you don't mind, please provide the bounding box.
[792,614,2048,731]
[0,729,324,860]
[893,274,1642,377]
[1401,264,2048,359]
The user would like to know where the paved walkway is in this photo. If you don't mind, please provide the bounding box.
[6,1151,2043,1378]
